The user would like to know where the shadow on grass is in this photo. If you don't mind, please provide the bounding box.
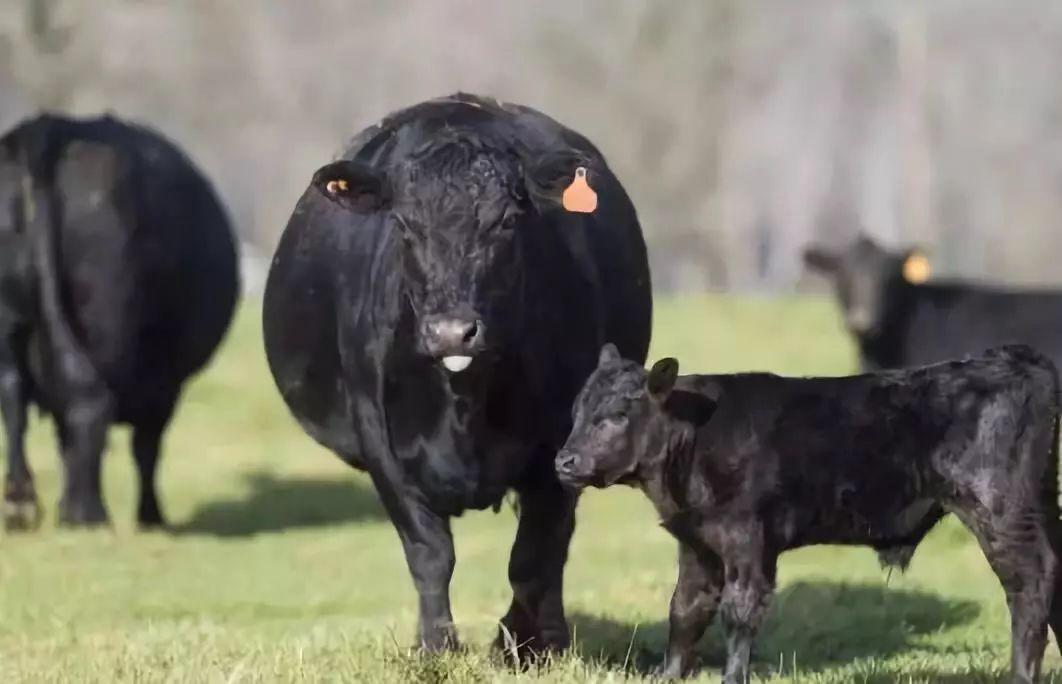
[571,580,981,677]
[175,472,386,536]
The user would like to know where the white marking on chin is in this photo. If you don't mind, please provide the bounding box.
[442,355,473,373]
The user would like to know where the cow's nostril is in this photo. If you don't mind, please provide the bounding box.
[463,321,480,344]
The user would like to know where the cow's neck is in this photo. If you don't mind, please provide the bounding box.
[857,281,921,370]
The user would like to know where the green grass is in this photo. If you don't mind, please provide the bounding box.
[0,294,1057,682]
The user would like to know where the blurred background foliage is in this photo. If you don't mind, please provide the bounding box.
[3,0,1062,294]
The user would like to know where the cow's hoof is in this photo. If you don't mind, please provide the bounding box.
[58,498,110,528]
[3,495,42,532]
[137,510,168,531]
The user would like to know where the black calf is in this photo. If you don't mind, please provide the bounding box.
[559,343,1062,684]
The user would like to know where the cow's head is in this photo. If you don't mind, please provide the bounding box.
[556,344,679,488]
[803,234,931,338]
[312,139,594,373]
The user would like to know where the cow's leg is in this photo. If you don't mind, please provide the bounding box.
[368,471,459,651]
[56,391,111,526]
[130,400,176,528]
[0,355,39,530]
[719,548,775,684]
[656,544,724,679]
[496,464,577,660]
[960,507,1053,684]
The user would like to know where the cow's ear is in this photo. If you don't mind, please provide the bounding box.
[524,149,598,214]
[803,246,838,273]
[312,160,391,213]
[598,342,621,366]
[902,249,931,284]
[647,358,679,402]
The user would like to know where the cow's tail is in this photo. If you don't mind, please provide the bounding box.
[21,166,98,389]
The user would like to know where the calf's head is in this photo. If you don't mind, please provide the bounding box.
[313,140,593,373]
[803,234,931,337]
[556,344,679,488]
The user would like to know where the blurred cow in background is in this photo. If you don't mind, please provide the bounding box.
[804,234,1062,372]
[0,113,239,529]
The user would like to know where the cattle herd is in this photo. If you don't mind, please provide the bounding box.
[1,93,1060,683]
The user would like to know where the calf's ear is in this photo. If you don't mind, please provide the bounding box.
[803,246,838,273]
[312,160,391,213]
[598,342,621,366]
[647,358,679,401]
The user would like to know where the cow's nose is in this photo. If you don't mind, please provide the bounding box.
[421,315,486,361]
[846,308,874,334]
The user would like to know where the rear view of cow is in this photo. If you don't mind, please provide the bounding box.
[263,93,652,655]
[0,114,239,529]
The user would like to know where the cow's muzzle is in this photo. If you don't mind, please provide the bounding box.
[420,313,487,372]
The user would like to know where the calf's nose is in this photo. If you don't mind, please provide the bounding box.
[555,450,578,474]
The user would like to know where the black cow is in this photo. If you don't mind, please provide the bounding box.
[263,93,652,655]
[0,114,238,529]
[557,343,1062,684]
[803,233,1062,372]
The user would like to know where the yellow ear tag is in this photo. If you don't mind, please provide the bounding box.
[326,179,348,195]
[903,252,931,284]
[562,167,598,214]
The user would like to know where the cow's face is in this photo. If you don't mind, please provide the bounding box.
[556,344,678,488]
[312,143,592,374]
[803,235,930,338]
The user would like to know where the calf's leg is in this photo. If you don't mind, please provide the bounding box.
[959,507,1054,684]
[719,552,775,684]
[496,464,577,660]
[0,357,39,530]
[657,544,724,679]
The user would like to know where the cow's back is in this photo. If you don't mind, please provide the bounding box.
[899,284,1062,371]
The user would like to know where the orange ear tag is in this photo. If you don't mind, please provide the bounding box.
[562,167,598,213]
[902,252,931,284]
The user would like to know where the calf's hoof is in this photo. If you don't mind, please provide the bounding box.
[494,619,569,665]
[58,497,110,528]
[3,490,43,531]
[418,623,460,653]
[652,659,691,680]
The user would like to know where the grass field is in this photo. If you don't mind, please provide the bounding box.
[0,294,1059,683]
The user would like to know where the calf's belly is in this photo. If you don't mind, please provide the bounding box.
[774,497,941,549]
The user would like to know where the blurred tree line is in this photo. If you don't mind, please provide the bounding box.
[2,0,1062,294]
